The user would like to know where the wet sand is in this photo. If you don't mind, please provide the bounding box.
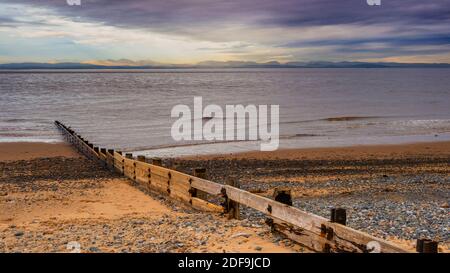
[182,141,450,161]
[0,142,79,161]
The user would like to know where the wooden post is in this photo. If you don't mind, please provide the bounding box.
[152,157,162,166]
[115,151,123,174]
[225,178,240,219]
[331,208,347,225]
[137,155,146,162]
[423,241,438,253]
[193,168,208,200]
[100,148,106,155]
[194,168,206,178]
[416,239,438,253]
[269,188,293,232]
[125,153,133,159]
[273,188,293,206]
[172,161,180,171]
[107,149,115,170]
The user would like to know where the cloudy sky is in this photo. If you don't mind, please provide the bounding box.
[0,0,449,64]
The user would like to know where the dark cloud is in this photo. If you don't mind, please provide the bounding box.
[5,0,450,30]
[2,0,450,61]
[283,34,450,47]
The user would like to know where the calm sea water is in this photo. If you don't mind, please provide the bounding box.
[1,68,449,157]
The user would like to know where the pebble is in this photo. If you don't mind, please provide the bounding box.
[230,232,251,239]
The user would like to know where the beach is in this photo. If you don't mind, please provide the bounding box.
[0,142,300,253]
[174,141,450,252]
[0,141,448,252]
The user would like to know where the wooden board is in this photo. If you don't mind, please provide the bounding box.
[191,197,224,213]
[224,185,409,253]
[123,158,135,179]
[169,188,191,203]
[135,162,150,184]
[190,177,223,195]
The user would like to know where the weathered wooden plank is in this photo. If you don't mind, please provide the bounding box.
[169,182,190,196]
[149,164,170,178]
[271,218,371,253]
[190,177,223,195]
[123,158,135,179]
[135,172,149,185]
[170,179,191,192]
[114,159,123,169]
[97,150,107,162]
[170,171,191,184]
[191,197,224,213]
[169,188,191,203]
[150,173,169,192]
[271,219,328,252]
[134,161,150,184]
[114,152,124,161]
[113,152,124,173]
[105,152,115,170]
[224,186,408,253]
[330,222,411,253]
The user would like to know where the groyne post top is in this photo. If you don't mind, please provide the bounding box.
[125,153,133,159]
[137,155,146,162]
[416,239,439,253]
[273,188,293,206]
[193,168,206,178]
[330,208,347,226]
[152,157,162,166]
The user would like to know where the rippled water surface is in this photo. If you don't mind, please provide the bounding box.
[1,68,449,156]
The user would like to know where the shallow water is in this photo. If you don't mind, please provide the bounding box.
[1,68,449,156]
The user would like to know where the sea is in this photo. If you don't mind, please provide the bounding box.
[1,68,449,157]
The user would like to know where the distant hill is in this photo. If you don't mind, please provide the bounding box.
[1,61,449,69]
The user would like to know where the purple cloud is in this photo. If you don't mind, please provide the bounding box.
[1,0,450,62]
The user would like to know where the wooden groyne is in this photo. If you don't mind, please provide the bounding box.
[55,120,439,253]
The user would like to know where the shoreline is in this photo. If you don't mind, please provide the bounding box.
[0,142,79,162]
[179,140,450,160]
[2,140,449,162]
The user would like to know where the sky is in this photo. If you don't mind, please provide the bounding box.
[0,0,449,64]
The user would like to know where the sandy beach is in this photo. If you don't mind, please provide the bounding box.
[1,141,449,252]
[0,142,299,253]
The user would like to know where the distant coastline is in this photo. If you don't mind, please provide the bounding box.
[1,61,450,70]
